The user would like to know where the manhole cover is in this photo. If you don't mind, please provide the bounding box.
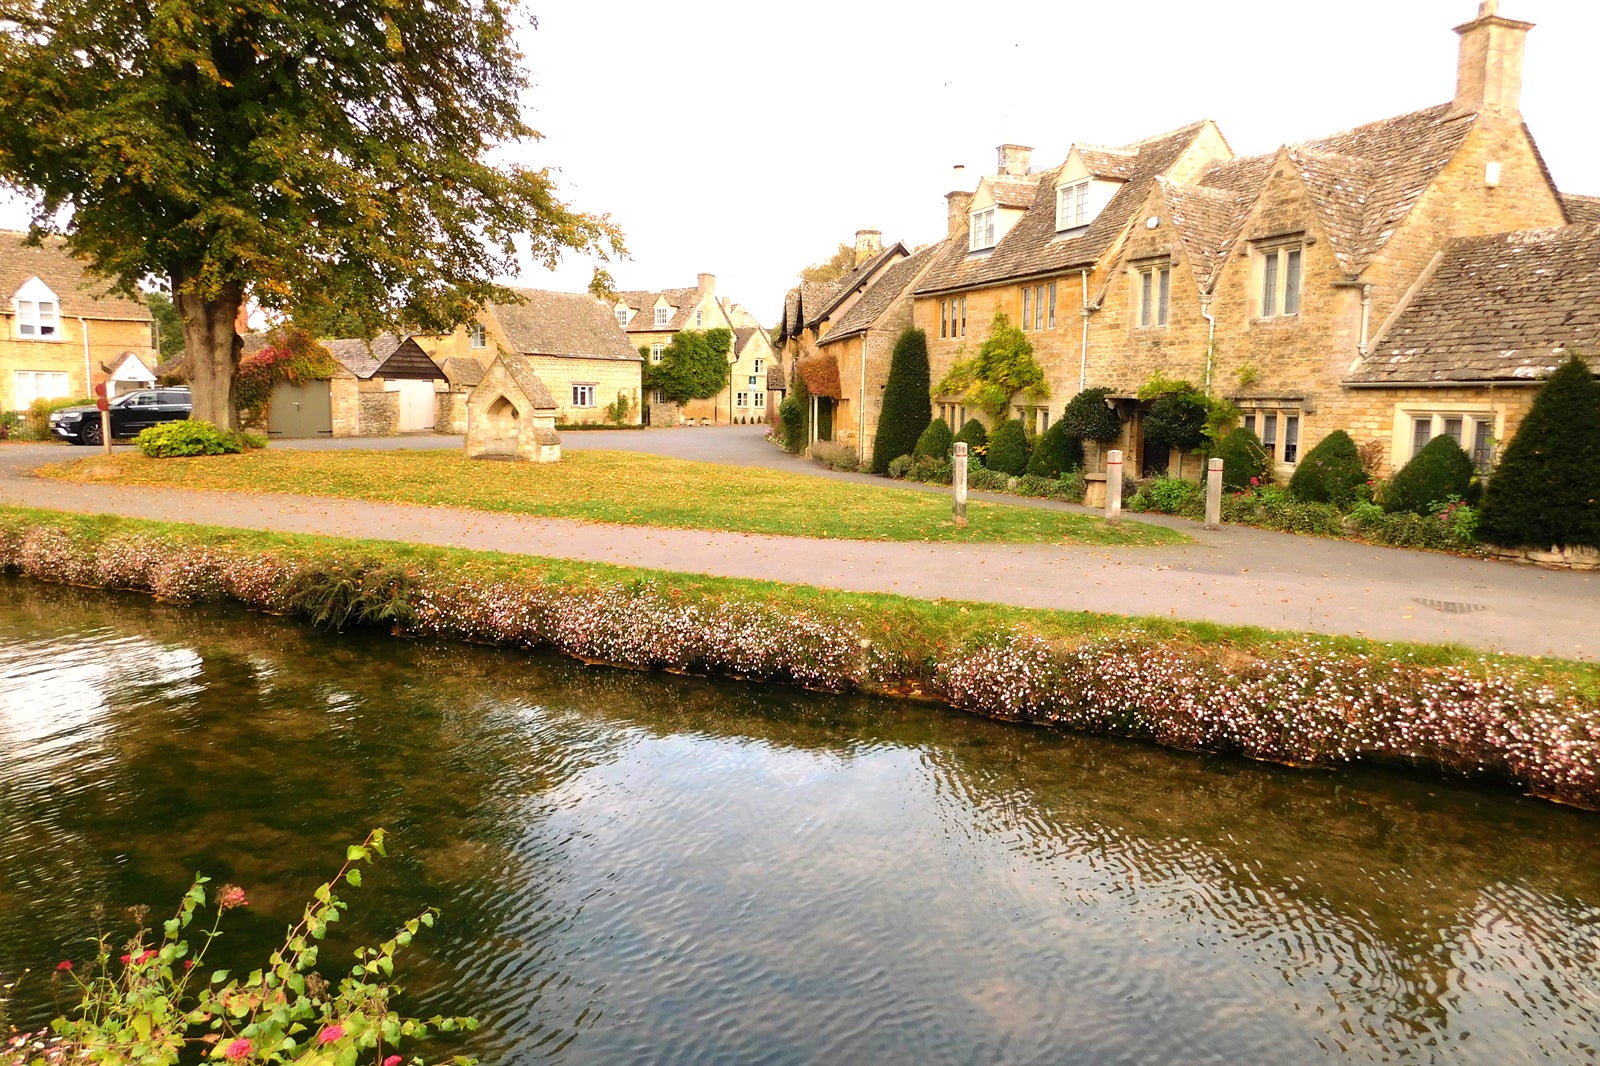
[1413,598,1488,614]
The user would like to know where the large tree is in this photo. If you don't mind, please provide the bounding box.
[0,1,620,429]
[799,243,855,284]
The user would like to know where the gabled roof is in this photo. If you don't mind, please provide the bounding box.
[988,175,1041,209]
[804,244,906,329]
[612,286,704,333]
[0,231,152,321]
[1152,178,1251,294]
[820,242,945,347]
[325,333,404,379]
[441,357,484,387]
[1348,223,1600,386]
[731,326,768,356]
[1074,146,1139,181]
[489,288,641,361]
[372,337,443,381]
[497,355,559,410]
[1563,194,1600,226]
[917,120,1215,295]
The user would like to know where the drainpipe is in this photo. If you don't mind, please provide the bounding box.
[858,344,866,466]
[1200,297,1216,391]
[1358,284,1372,356]
[78,317,92,393]
[1077,268,1091,392]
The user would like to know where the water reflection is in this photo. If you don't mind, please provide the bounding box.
[1,578,1597,1064]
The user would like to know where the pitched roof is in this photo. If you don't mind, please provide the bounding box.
[613,286,703,333]
[372,337,444,381]
[804,245,905,329]
[442,357,484,387]
[324,333,403,379]
[732,326,766,355]
[988,175,1041,209]
[1348,223,1600,386]
[917,121,1215,295]
[498,355,558,410]
[1563,194,1600,226]
[490,288,641,361]
[820,242,945,346]
[0,231,151,321]
[767,362,787,390]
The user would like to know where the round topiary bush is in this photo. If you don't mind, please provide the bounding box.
[1059,387,1122,445]
[913,417,954,459]
[1213,427,1272,491]
[135,419,247,458]
[886,454,914,479]
[1025,420,1084,477]
[1287,429,1368,507]
[985,419,1030,475]
[953,418,988,451]
[1142,388,1209,454]
[1384,434,1475,516]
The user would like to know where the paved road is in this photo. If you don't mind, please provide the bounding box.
[3,429,1596,661]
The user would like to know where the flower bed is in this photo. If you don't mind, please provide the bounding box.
[1,512,1595,808]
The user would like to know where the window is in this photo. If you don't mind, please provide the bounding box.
[754,357,764,375]
[1282,415,1300,464]
[748,375,758,386]
[937,402,967,431]
[1046,282,1056,330]
[15,298,59,339]
[1261,413,1278,456]
[1015,405,1049,436]
[695,309,703,327]
[1406,410,1496,473]
[754,392,766,408]
[1241,406,1305,466]
[939,301,948,339]
[614,307,629,329]
[469,323,486,348]
[651,389,665,404]
[939,299,967,339]
[1257,243,1303,318]
[960,297,966,337]
[650,342,665,364]
[969,208,996,251]
[654,307,670,328]
[571,384,596,408]
[1021,287,1031,330]
[14,370,69,408]
[1056,179,1090,230]
[736,391,749,408]
[1135,264,1170,327]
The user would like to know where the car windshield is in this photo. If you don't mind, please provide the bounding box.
[110,393,147,407]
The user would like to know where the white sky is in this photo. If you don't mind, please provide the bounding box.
[5,1,1594,329]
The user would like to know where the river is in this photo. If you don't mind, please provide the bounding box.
[1,577,1597,1064]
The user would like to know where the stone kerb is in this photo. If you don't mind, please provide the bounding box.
[465,355,562,463]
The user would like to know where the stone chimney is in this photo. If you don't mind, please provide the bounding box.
[697,272,715,297]
[947,190,974,240]
[853,229,882,267]
[1453,0,1534,114]
[996,143,1033,177]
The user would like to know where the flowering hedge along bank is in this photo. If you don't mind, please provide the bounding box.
[1,514,1595,809]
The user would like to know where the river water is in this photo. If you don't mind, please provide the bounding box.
[1,576,1597,1064]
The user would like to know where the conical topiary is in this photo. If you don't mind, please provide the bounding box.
[954,418,988,451]
[1479,355,1600,549]
[1213,426,1272,491]
[870,328,932,474]
[1384,434,1476,516]
[985,419,1030,475]
[913,417,954,459]
[1288,429,1368,507]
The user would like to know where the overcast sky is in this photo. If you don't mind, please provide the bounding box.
[5,1,1593,329]
[514,0,1600,325]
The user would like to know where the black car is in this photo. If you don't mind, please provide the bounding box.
[50,387,192,445]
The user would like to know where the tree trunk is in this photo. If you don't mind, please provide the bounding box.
[175,280,244,431]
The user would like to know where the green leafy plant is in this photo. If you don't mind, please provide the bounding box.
[933,313,1047,420]
[912,418,954,460]
[967,468,1011,492]
[603,392,633,427]
[136,421,249,458]
[43,831,474,1065]
[1058,387,1122,445]
[1024,420,1084,478]
[644,328,733,406]
[984,419,1030,475]
[1212,427,1273,491]
[953,418,988,453]
[1142,386,1209,454]
[1129,476,1205,517]
[233,330,341,426]
[1385,434,1477,516]
[1288,429,1369,508]
[886,454,914,479]
[870,328,932,474]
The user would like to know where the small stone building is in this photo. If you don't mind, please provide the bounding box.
[466,354,561,463]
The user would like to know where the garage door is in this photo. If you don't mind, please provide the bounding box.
[268,381,332,437]
[393,380,436,433]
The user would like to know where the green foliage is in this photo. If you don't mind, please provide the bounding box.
[1059,387,1122,444]
[1351,500,1481,551]
[1203,395,1241,449]
[143,292,185,360]
[1221,484,1345,536]
[953,418,988,451]
[232,329,340,425]
[871,328,933,474]
[913,417,954,459]
[810,440,860,472]
[42,831,475,1064]
[1142,386,1209,453]
[984,419,1031,475]
[135,420,248,458]
[967,468,1012,492]
[1213,427,1273,491]
[1013,474,1058,498]
[777,364,810,453]
[1129,476,1205,517]
[886,454,915,479]
[799,242,856,283]
[1385,434,1477,516]
[934,313,1048,420]
[604,392,633,427]
[0,0,622,428]
[1288,429,1369,507]
[14,396,95,440]
[281,559,418,631]
[907,455,953,484]
[1025,420,1084,477]
[1479,355,1600,549]
[645,328,733,405]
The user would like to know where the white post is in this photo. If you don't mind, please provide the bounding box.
[1205,457,1224,530]
[953,441,968,527]
[1105,449,1123,523]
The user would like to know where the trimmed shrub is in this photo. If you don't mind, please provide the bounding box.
[1288,429,1368,507]
[1385,434,1476,516]
[1025,420,1084,477]
[1221,485,1344,536]
[810,440,859,472]
[1479,355,1600,549]
[135,420,246,458]
[1352,503,1481,552]
[913,417,954,459]
[1213,427,1272,491]
[1055,471,1088,504]
[776,394,805,453]
[886,454,914,479]
[967,468,1011,492]
[1059,386,1122,444]
[985,419,1030,475]
[907,456,953,485]
[870,328,933,474]
[953,417,988,451]
[1129,476,1204,517]
[1142,387,1209,453]
[1014,474,1058,498]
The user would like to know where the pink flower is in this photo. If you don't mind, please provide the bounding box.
[56,960,72,971]
[316,1025,345,1045]
[224,1038,252,1061]
[137,950,157,964]
[120,954,132,966]
[384,1057,402,1066]
[217,885,249,911]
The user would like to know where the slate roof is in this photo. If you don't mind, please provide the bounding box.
[613,286,703,333]
[989,175,1041,209]
[819,242,945,346]
[803,245,905,330]
[324,333,403,379]
[767,362,787,390]
[917,121,1215,295]
[1348,223,1600,386]
[0,231,152,321]
[1075,146,1139,180]
[442,357,485,387]
[1563,194,1600,226]
[732,326,765,356]
[489,288,641,361]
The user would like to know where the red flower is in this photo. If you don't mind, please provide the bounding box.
[224,1037,252,1061]
[384,1057,402,1066]
[56,960,73,971]
[120,954,132,966]
[217,885,249,911]
[184,960,195,970]
[317,1024,345,1045]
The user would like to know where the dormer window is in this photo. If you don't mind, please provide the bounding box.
[615,306,630,329]
[469,322,486,348]
[654,306,670,328]
[1056,179,1091,230]
[13,277,60,339]
[969,208,996,251]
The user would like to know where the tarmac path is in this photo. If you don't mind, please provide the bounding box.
[2,427,1595,661]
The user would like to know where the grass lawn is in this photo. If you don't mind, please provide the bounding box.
[39,447,1186,546]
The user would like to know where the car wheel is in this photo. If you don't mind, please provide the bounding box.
[81,420,103,446]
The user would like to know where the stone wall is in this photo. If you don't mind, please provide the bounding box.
[1,317,156,411]
[358,389,399,437]
[519,354,640,425]
[435,390,469,434]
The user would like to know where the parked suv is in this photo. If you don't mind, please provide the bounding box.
[50,388,193,445]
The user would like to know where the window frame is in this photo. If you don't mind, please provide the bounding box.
[754,391,766,409]
[14,298,60,339]
[650,342,665,364]
[1400,407,1498,474]
[468,323,487,349]
[735,391,749,408]
[1254,239,1304,320]
[969,208,996,251]
[1134,262,1171,328]
[14,369,69,407]
[571,383,597,408]
[653,306,670,328]
[1240,405,1305,467]
[614,307,630,330]
[1055,178,1091,230]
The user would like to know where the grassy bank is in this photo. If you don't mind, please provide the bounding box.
[2,504,1596,808]
[35,448,1184,546]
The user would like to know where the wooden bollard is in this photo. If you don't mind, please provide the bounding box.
[1105,449,1123,523]
[953,441,968,527]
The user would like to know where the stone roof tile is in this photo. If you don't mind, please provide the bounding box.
[490,288,641,361]
[0,230,152,321]
[820,242,944,345]
[1563,194,1600,226]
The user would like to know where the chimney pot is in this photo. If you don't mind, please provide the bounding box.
[853,228,882,268]
[996,143,1033,177]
